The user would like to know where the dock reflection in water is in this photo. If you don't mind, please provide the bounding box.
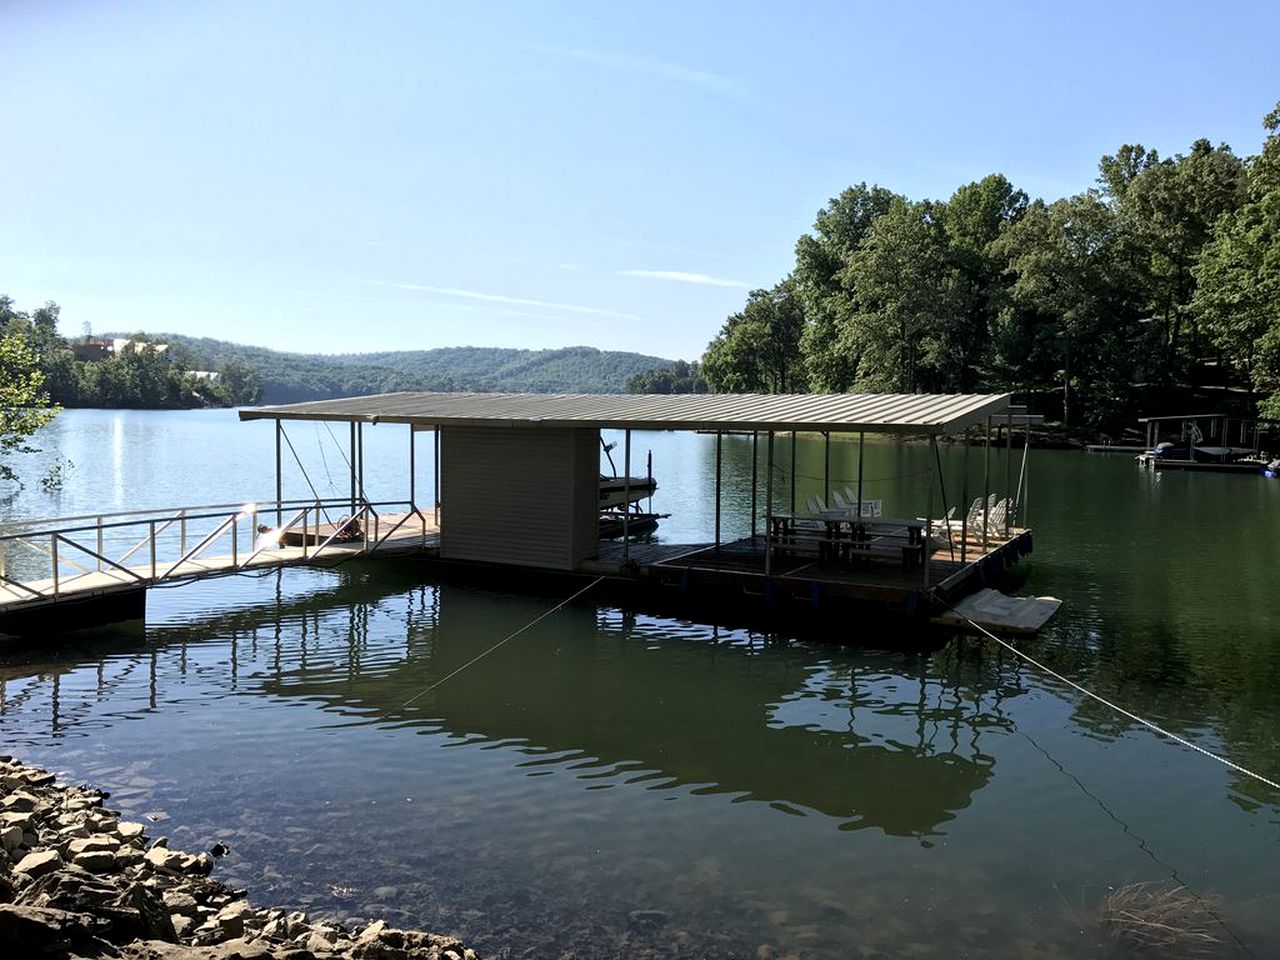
[0,564,1265,957]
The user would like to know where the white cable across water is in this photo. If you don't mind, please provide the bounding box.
[958,610,1280,793]
[401,575,608,707]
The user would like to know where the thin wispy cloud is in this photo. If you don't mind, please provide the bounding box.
[525,43,749,102]
[616,269,749,289]
[294,289,549,322]
[371,281,643,321]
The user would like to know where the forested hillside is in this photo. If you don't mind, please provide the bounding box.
[120,335,674,403]
[701,101,1280,433]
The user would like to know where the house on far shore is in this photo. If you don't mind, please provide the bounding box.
[70,336,174,364]
[71,336,113,362]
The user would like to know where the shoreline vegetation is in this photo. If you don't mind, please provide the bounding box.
[0,754,478,960]
[0,299,674,410]
[692,101,1280,435]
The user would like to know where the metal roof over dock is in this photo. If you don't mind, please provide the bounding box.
[240,392,1013,436]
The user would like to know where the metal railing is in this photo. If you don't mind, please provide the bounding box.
[0,498,437,606]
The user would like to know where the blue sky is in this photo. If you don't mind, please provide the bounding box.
[3,1,1277,361]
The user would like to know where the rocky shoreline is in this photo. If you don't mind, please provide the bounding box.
[0,755,478,960]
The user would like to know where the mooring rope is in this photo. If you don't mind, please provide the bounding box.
[956,610,1280,793]
[400,575,607,707]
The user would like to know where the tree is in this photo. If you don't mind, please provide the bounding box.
[216,359,264,405]
[1193,102,1280,414]
[840,198,952,392]
[793,183,899,390]
[1101,139,1246,377]
[0,331,59,483]
[702,278,806,393]
[995,193,1145,428]
[626,360,707,394]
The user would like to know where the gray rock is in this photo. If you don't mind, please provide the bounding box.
[163,889,201,916]
[0,823,23,852]
[0,902,99,953]
[69,834,121,855]
[0,810,34,832]
[73,849,118,873]
[144,846,187,874]
[14,848,63,879]
[1,791,39,813]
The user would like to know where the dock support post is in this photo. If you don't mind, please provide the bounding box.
[408,426,416,510]
[960,428,971,565]
[275,420,283,528]
[1023,416,1030,524]
[750,431,758,539]
[924,435,936,587]
[714,431,722,552]
[823,431,830,505]
[357,422,365,504]
[623,429,632,563]
[982,416,991,548]
[1005,407,1013,535]
[349,422,357,515]
[765,431,774,577]
[789,431,797,515]
[856,431,865,517]
[434,429,441,524]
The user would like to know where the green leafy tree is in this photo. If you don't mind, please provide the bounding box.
[215,358,264,405]
[1193,102,1280,414]
[995,193,1145,428]
[626,360,707,394]
[839,198,952,392]
[703,278,806,393]
[793,183,899,389]
[1101,139,1246,375]
[0,331,59,483]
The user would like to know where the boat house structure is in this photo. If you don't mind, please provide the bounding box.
[0,392,1044,637]
[239,391,1038,624]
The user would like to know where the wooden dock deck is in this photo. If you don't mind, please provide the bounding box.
[0,501,438,635]
[584,528,1032,616]
[2,497,1033,637]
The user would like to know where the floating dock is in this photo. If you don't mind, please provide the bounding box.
[3,391,1052,638]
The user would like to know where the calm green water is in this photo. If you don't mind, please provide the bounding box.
[2,409,1280,958]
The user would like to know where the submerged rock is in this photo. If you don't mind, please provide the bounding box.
[0,756,482,960]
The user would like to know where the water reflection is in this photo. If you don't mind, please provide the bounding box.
[0,567,1272,956]
[3,573,1020,839]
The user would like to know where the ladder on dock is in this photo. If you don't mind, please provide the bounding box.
[0,498,438,625]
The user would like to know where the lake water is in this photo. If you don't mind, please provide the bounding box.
[2,409,1280,958]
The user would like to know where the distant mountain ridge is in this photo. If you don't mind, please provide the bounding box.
[110,334,675,404]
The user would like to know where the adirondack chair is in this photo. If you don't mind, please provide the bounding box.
[839,487,882,518]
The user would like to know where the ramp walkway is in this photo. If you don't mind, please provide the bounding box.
[0,499,438,623]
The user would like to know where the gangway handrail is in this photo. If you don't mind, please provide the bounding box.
[0,498,412,543]
[0,498,430,609]
[0,497,367,531]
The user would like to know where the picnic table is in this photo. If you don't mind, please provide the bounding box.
[766,511,930,570]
